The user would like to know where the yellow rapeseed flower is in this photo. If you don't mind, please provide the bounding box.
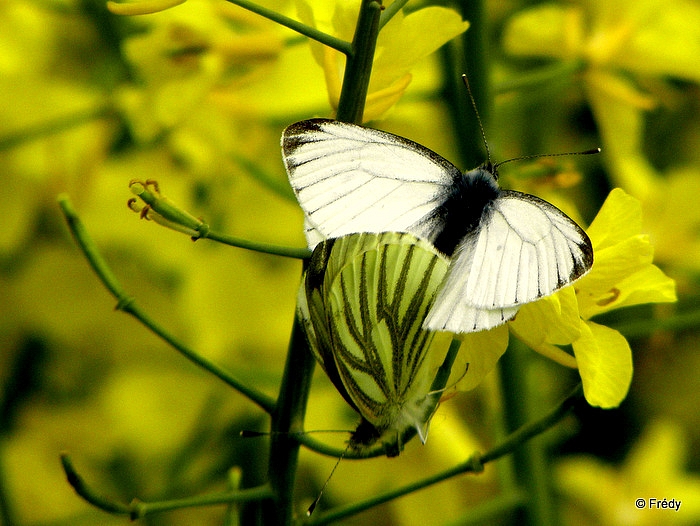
[511,188,676,408]
[297,0,469,121]
[502,0,700,201]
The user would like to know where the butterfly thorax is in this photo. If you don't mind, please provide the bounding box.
[431,164,500,256]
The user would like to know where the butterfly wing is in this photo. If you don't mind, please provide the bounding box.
[325,233,451,450]
[282,119,463,249]
[298,232,453,453]
[424,191,593,333]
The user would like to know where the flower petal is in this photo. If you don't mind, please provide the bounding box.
[573,321,632,408]
[584,73,659,200]
[606,0,700,83]
[579,262,677,320]
[586,188,642,250]
[575,234,653,317]
[502,4,581,60]
[511,286,582,346]
[372,7,470,90]
[452,325,509,392]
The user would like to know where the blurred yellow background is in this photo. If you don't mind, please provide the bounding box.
[1,0,699,524]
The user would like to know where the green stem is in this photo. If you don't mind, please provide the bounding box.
[479,383,583,464]
[230,151,297,202]
[223,0,351,55]
[303,454,483,526]
[57,194,276,414]
[224,467,244,526]
[498,344,565,526]
[483,358,519,499]
[295,434,379,460]
[130,181,310,259]
[60,454,131,516]
[336,0,383,123]
[459,0,489,128]
[130,487,274,519]
[494,60,585,96]
[61,454,273,519]
[264,318,317,525]
[440,0,490,169]
[378,0,408,30]
[204,230,311,260]
[442,491,527,526]
[304,383,583,525]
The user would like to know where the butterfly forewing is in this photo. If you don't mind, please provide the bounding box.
[283,119,461,249]
[424,192,593,332]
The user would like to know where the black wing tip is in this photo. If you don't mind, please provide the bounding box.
[282,119,344,153]
[282,119,330,156]
[579,228,594,269]
[285,118,336,134]
[566,233,594,284]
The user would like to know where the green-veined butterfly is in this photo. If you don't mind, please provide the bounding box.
[297,232,458,456]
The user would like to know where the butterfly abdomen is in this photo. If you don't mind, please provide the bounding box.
[431,166,500,256]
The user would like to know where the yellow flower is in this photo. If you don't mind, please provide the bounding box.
[502,0,700,201]
[296,0,469,121]
[116,0,285,143]
[643,168,700,276]
[556,420,700,525]
[510,188,676,408]
[450,325,509,393]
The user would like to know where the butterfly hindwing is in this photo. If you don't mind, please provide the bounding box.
[283,119,462,248]
[326,234,451,449]
[297,232,453,453]
[424,191,593,332]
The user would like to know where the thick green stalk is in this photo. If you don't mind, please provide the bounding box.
[264,318,316,525]
[264,2,384,522]
[336,0,383,124]
[499,343,560,526]
[441,0,490,170]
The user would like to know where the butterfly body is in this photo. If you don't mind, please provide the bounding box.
[429,164,500,255]
[284,119,593,334]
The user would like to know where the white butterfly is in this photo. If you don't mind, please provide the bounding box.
[282,119,593,333]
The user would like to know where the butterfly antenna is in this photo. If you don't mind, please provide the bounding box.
[427,364,470,396]
[460,74,600,170]
[307,443,351,516]
[493,148,601,171]
[461,74,491,166]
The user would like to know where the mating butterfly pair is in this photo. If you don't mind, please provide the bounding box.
[284,119,593,452]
